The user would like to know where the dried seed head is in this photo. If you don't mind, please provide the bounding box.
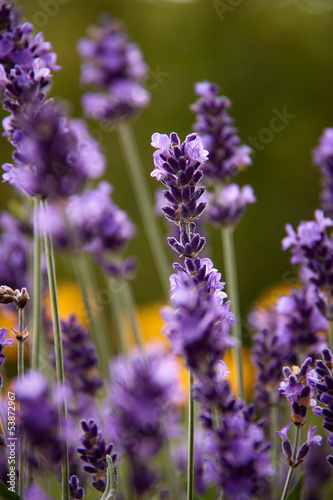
[14,288,29,309]
[0,285,15,304]
[11,327,29,341]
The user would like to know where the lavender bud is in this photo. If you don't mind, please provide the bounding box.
[282,439,293,461]
[296,443,310,464]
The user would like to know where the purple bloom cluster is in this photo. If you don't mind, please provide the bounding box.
[283,209,333,292]
[77,14,150,122]
[57,315,103,396]
[107,344,181,494]
[162,261,235,375]
[2,101,105,198]
[0,211,30,291]
[279,357,316,426]
[191,81,252,183]
[66,181,135,254]
[204,405,273,500]
[0,0,59,110]
[14,371,62,463]
[207,183,256,228]
[77,419,117,492]
[250,284,327,409]
[313,348,333,466]
[0,328,13,387]
[151,132,208,224]
[313,128,333,218]
[69,475,85,500]
[277,422,322,467]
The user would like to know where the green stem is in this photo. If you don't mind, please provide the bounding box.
[117,122,170,299]
[280,426,301,500]
[328,291,333,352]
[32,198,42,371]
[270,401,280,500]
[108,278,126,355]
[121,281,145,357]
[17,309,24,496]
[221,227,245,401]
[72,252,112,377]
[42,199,69,500]
[187,372,194,500]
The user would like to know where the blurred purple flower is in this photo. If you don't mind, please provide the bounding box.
[191,80,252,183]
[78,14,150,122]
[207,183,256,227]
[313,128,333,218]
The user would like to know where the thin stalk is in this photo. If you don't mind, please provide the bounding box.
[328,291,333,352]
[117,122,170,299]
[280,426,301,500]
[32,198,42,371]
[121,281,145,357]
[17,309,24,496]
[270,401,280,500]
[107,278,126,355]
[187,372,194,500]
[42,200,69,500]
[72,252,112,377]
[221,227,245,401]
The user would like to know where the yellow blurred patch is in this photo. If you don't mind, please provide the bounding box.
[44,281,87,325]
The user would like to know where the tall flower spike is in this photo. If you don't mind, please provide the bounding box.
[191,81,252,183]
[77,13,150,122]
[2,100,105,198]
[207,183,256,228]
[151,132,208,224]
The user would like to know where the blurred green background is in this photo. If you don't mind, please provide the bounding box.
[2,0,333,318]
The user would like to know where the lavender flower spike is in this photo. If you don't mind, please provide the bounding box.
[78,13,150,122]
[191,80,252,182]
[207,183,256,228]
[151,132,208,224]
[77,419,117,492]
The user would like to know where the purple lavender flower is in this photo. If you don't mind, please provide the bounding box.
[207,183,256,228]
[14,370,62,463]
[56,315,103,396]
[204,406,273,499]
[313,128,333,218]
[313,348,333,466]
[279,357,315,425]
[0,328,13,387]
[162,264,235,375]
[275,284,328,358]
[108,344,182,494]
[78,14,150,122]
[151,132,208,224]
[2,100,105,198]
[66,181,135,253]
[69,475,85,499]
[77,419,117,492]
[0,1,59,106]
[191,81,252,183]
[0,210,30,291]
[282,209,333,293]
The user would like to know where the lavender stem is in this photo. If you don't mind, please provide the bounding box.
[108,278,126,354]
[31,198,42,371]
[121,281,145,358]
[117,122,171,299]
[221,227,245,400]
[187,371,194,500]
[42,199,69,500]
[72,252,112,377]
[17,308,24,496]
[280,425,301,500]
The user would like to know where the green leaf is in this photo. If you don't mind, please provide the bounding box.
[0,482,21,500]
[286,474,303,500]
[100,455,117,500]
